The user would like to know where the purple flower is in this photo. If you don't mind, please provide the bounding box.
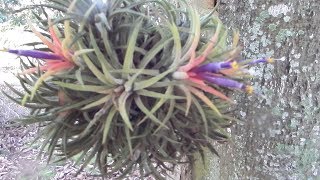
[177,57,274,94]
[191,61,238,73]
[7,49,63,60]
[248,58,274,65]
[199,73,253,93]
[200,74,244,89]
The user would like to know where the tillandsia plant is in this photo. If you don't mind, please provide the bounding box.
[2,0,276,179]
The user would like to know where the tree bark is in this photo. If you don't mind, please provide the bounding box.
[193,0,320,179]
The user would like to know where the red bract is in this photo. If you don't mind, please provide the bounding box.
[173,17,274,115]
[2,20,76,103]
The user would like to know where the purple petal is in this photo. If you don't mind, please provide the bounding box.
[8,49,63,60]
[192,61,237,73]
[200,73,245,89]
[248,58,274,65]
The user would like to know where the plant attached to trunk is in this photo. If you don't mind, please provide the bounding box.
[2,0,274,179]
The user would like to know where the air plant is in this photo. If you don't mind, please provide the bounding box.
[2,0,274,179]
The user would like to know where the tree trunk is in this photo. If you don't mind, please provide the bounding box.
[184,0,320,179]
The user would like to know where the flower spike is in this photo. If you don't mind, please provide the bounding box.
[2,49,63,60]
[191,61,239,73]
[200,74,247,90]
[3,20,77,103]
[249,57,274,64]
[174,56,275,105]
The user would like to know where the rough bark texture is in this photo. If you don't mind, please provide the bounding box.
[197,0,320,179]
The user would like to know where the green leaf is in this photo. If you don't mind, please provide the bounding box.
[138,37,173,69]
[138,85,174,126]
[206,142,220,157]
[114,45,147,55]
[134,96,168,129]
[188,86,221,116]
[53,81,110,93]
[13,114,53,124]
[118,91,133,130]
[37,126,56,160]
[4,82,24,97]
[95,16,122,68]
[54,74,102,85]
[198,17,223,58]
[50,0,70,7]
[123,36,173,91]
[102,106,117,144]
[78,115,100,139]
[178,84,192,116]
[89,27,122,85]
[76,143,100,175]
[133,68,173,91]
[81,94,111,110]
[136,89,184,100]
[78,2,97,33]
[191,95,209,136]
[208,27,228,58]
[180,5,201,63]
[76,43,111,85]
[110,69,159,76]
[110,9,148,20]
[168,19,182,67]
[75,69,84,85]
[123,18,143,77]
[34,93,59,106]
[29,70,57,102]
[47,124,64,163]
[59,94,105,111]
[125,126,133,156]
[153,99,175,134]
